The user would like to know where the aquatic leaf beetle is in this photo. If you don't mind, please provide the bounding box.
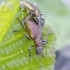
[14,15,52,57]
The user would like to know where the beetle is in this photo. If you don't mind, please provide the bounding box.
[13,1,53,57]
[20,1,45,28]
[14,15,53,57]
[14,16,46,56]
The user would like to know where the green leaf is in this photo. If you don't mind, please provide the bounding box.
[0,0,56,70]
[0,0,20,44]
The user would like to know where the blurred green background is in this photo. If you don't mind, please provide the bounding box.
[0,0,70,49]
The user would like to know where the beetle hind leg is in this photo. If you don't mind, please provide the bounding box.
[24,34,30,40]
[13,30,30,40]
[28,46,34,57]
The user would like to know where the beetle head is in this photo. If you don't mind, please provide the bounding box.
[36,47,43,55]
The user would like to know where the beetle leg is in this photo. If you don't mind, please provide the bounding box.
[41,52,44,57]
[42,40,47,45]
[43,32,53,44]
[42,32,53,49]
[24,34,30,40]
[17,18,24,26]
[21,10,36,22]
[22,13,29,21]
[17,18,27,32]
[28,46,34,57]
[13,30,30,40]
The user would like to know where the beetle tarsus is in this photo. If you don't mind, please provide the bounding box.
[42,32,53,51]
[28,46,34,57]
[28,46,33,51]
[42,40,47,45]
[41,52,44,57]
